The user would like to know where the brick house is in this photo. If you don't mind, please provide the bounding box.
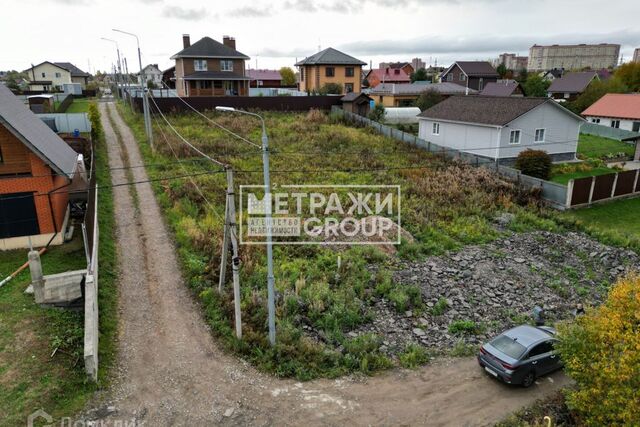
[171,34,251,97]
[364,67,411,88]
[296,47,366,94]
[0,85,80,250]
[440,61,499,91]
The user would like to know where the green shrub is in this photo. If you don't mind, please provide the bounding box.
[399,343,430,368]
[448,320,480,335]
[430,297,449,316]
[515,149,552,180]
[319,82,343,95]
[368,102,385,122]
[556,274,640,426]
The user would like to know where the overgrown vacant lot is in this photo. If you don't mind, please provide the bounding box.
[120,105,639,379]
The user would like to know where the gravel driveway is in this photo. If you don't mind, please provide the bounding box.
[86,102,569,426]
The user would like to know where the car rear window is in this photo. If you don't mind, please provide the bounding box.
[491,335,527,359]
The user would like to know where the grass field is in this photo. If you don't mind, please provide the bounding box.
[550,166,617,185]
[565,197,640,241]
[116,102,564,379]
[0,105,117,424]
[65,98,91,113]
[577,133,635,160]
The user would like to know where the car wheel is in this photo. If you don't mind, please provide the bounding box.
[522,371,536,388]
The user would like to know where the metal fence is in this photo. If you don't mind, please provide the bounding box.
[581,122,640,142]
[36,113,91,133]
[334,107,570,208]
[141,95,343,113]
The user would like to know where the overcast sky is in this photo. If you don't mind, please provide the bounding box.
[2,0,639,74]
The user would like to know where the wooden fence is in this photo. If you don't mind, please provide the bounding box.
[568,169,640,207]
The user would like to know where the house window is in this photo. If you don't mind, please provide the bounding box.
[509,129,521,144]
[300,68,304,81]
[432,122,440,135]
[460,74,466,82]
[326,67,335,77]
[220,60,233,72]
[591,118,600,123]
[189,80,197,89]
[534,128,546,142]
[41,72,46,78]
[344,83,354,93]
[345,67,354,77]
[0,145,3,163]
[479,78,484,91]
[200,80,212,89]
[611,120,620,129]
[633,122,640,132]
[194,59,207,71]
[55,72,61,78]
[446,74,453,82]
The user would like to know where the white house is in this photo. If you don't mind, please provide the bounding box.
[582,93,640,132]
[23,61,72,91]
[417,96,584,163]
[139,64,163,87]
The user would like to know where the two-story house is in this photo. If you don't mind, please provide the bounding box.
[23,61,72,91]
[171,34,251,97]
[0,85,80,249]
[296,48,366,94]
[139,64,163,87]
[439,61,499,91]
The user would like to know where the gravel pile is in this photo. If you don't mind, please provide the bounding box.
[348,230,639,356]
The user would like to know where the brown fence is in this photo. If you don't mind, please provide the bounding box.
[56,94,74,113]
[136,95,342,113]
[568,169,640,207]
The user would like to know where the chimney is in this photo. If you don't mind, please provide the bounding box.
[223,35,236,50]
[182,34,191,49]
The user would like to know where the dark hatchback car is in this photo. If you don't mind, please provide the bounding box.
[477,325,563,387]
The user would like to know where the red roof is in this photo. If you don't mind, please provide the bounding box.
[245,69,282,81]
[582,93,640,120]
[367,68,410,83]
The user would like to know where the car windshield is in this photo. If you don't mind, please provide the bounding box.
[490,335,527,359]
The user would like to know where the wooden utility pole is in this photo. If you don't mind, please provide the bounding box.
[219,167,242,339]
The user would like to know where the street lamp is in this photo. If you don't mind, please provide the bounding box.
[215,106,276,346]
[113,28,153,149]
[101,38,122,97]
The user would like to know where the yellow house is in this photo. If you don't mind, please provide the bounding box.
[23,62,72,91]
[295,48,366,95]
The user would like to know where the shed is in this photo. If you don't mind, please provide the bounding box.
[27,95,55,113]
[341,92,372,116]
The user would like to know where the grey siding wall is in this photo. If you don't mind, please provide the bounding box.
[498,102,580,159]
[418,119,501,158]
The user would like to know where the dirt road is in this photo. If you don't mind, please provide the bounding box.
[92,102,569,426]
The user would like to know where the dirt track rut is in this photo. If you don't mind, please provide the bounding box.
[92,102,569,426]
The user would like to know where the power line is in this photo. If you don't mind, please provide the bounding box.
[158,80,261,149]
[149,99,220,217]
[148,95,228,168]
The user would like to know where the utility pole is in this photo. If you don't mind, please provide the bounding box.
[216,107,276,346]
[219,167,242,339]
[101,38,122,98]
[113,28,153,150]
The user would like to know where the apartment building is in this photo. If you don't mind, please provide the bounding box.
[528,43,620,71]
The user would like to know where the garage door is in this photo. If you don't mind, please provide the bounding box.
[0,192,40,238]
